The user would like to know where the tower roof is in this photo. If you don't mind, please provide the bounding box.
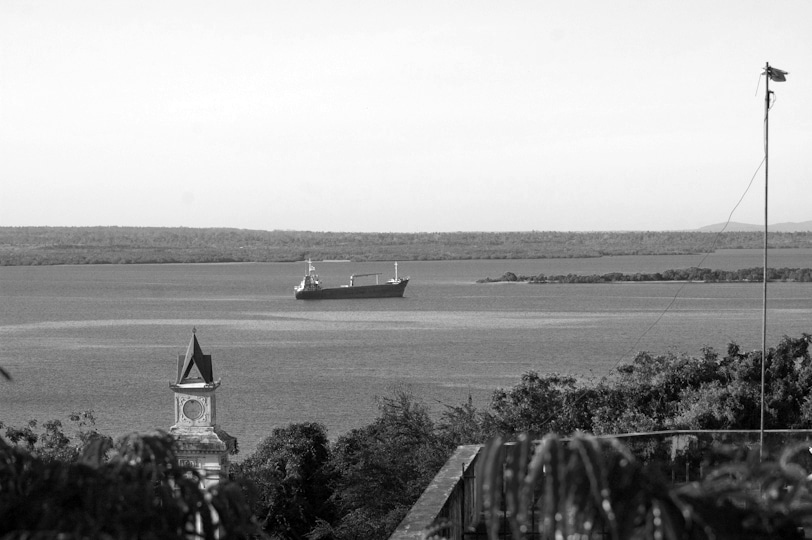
[177,329,214,384]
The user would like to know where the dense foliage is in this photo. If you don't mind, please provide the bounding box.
[440,433,812,540]
[0,429,261,539]
[483,334,812,438]
[229,333,812,538]
[3,226,812,265]
[325,390,455,540]
[4,334,812,539]
[479,266,812,283]
[230,422,335,539]
[227,390,460,540]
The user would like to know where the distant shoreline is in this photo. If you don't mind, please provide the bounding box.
[476,268,812,284]
[3,227,812,266]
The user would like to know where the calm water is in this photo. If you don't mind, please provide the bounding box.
[1,250,811,457]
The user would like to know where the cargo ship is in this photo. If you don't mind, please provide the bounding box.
[294,260,409,300]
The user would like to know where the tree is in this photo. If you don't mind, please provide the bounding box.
[1,410,111,463]
[435,394,496,446]
[487,336,812,441]
[766,334,812,428]
[670,379,760,430]
[230,422,334,539]
[327,388,453,540]
[0,430,261,539]
[489,372,584,437]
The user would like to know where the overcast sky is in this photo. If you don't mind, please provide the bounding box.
[1,1,810,232]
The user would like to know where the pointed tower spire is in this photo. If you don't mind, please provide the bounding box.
[177,328,214,384]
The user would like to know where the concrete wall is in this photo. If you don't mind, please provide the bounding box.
[389,445,481,540]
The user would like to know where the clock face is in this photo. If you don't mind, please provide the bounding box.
[182,399,204,421]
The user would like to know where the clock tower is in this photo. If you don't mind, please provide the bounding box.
[169,329,236,487]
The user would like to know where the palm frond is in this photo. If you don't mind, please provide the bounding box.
[471,433,812,540]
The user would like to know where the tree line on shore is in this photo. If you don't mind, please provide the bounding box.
[3,226,812,265]
[479,266,812,283]
[2,332,812,538]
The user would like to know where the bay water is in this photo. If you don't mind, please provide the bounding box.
[1,249,810,457]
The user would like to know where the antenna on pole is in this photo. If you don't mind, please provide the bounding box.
[760,62,788,461]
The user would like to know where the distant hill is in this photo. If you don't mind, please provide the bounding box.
[698,221,812,233]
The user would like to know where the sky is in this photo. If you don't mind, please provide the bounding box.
[1,1,810,233]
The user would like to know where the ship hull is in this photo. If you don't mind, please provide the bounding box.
[295,279,408,300]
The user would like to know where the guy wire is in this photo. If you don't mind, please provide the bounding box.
[534,156,768,432]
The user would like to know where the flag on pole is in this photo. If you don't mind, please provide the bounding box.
[766,66,788,82]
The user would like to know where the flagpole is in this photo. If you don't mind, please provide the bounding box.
[758,62,788,460]
[760,62,770,461]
